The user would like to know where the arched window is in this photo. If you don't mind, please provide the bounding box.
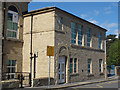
[7,5,19,38]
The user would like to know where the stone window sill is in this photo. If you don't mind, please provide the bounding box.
[70,73,79,76]
[87,73,94,77]
[5,38,24,43]
[100,73,104,75]
[55,30,65,34]
[71,44,104,52]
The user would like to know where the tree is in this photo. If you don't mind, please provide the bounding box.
[107,39,120,66]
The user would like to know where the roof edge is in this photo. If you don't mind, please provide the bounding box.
[24,6,107,32]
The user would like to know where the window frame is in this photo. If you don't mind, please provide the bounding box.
[74,58,77,73]
[99,59,103,73]
[70,58,73,73]
[71,22,77,44]
[6,60,16,79]
[99,32,102,49]
[70,58,78,74]
[78,24,83,46]
[7,10,18,39]
[58,17,63,31]
[88,59,92,74]
[87,28,91,47]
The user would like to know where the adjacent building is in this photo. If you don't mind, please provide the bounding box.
[23,7,107,85]
[1,2,29,80]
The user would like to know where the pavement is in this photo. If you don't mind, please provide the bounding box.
[71,80,119,88]
[25,76,119,89]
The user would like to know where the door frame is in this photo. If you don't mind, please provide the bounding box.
[58,56,66,84]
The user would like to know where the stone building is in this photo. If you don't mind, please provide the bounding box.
[23,6,107,85]
[1,2,29,80]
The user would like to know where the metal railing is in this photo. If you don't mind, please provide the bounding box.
[2,72,31,87]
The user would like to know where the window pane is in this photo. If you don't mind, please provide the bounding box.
[87,29,91,47]
[87,43,90,47]
[7,60,11,66]
[71,22,76,28]
[7,31,11,37]
[88,59,91,74]
[78,41,80,45]
[74,40,76,44]
[13,32,17,38]
[59,17,62,30]
[99,59,102,72]
[62,64,64,72]
[11,32,14,38]
[74,34,76,39]
[13,23,18,31]
[7,68,10,73]
[7,75,10,79]
[7,13,13,21]
[12,60,16,66]
[78,24,83,46]
[7,21,12,30]
[71,22,76,44]
[11,74,14,79]
[74,58,77,73]
[62,74,64,79]
[99,32,101,49]
[12,67,15,73]
[71,40,74,44]
[70,58,73,73]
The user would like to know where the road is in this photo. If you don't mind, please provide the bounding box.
[58,80,120,90]
[7,80,120,90]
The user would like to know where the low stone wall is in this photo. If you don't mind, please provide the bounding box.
[2,80,19,89]
[33,77,55,87]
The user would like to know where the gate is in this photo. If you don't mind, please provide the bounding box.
[2,72,31,88]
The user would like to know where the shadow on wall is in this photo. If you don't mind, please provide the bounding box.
[33,77,55,87]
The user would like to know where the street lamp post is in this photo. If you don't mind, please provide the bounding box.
[104,40,107,80]
[30,14,33,87]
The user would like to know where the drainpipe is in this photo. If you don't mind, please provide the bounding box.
[3,2,6,37]
[2,2,6,78]
[0,2,2,89]
[30,14,33,87]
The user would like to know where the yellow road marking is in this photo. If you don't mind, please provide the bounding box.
[96,85,103,88]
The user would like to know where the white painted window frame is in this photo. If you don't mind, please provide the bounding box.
[6,60,16,79]
[7,10,18,39]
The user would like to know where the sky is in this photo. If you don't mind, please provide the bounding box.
[28,2,118,37]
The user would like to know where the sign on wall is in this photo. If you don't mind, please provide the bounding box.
[47,46,54,56]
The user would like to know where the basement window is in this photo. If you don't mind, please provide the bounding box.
[6,60,16,79]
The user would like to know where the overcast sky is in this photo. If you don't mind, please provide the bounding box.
[28,2,118,37]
